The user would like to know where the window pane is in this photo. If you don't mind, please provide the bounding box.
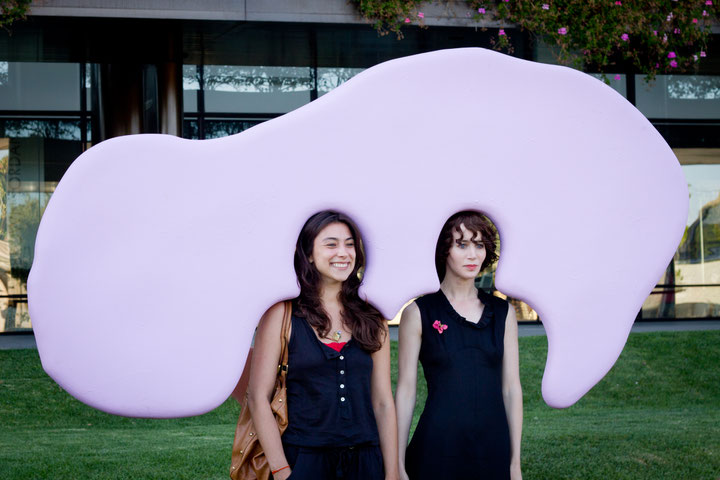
[85,63,92,110]
[183,119,199,140]
[676,160,720,283]
[646,150,720,319]
[589,73,627,98]
[636,75,720,119]
[317,67,365,97]
[0,121,83,332]
[0,62,80,111]
[0,119,81,141]
[183,65,199,113]
[203,65,313,114]
[203,120,264,139]
[643,285,720,319]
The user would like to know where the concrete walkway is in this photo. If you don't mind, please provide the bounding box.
[0,334,37,350]
[3,321,720,349]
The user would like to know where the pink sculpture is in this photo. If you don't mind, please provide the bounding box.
[28,48,687,416]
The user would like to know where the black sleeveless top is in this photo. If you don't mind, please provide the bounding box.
[406,289,511,479]
[281,312,380,447]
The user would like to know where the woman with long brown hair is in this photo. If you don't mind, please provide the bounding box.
[395,210,523,480]
[248,210,398,480]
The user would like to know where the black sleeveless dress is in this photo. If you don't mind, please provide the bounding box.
[405,289,511,480]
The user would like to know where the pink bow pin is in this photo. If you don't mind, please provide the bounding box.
[433,320,448,334]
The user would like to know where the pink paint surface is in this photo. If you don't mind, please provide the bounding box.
[28,48,687,416]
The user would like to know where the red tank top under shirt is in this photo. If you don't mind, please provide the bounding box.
[323,342,347,352]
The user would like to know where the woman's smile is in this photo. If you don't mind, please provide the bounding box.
[310,222,356,283]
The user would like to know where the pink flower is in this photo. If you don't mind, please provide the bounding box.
[478,7,486,14]
[666,13,673,21]
[614,74,621,80]
[667,51,676,58]
[663,34,668,43]
[655,63,660,68]
[621,33,629,42]
[705,0,712,5]
[674,28,681,34]
[432,320,448,334]
[499,29,506,36]
[653,30,658,36]
[614,1,622,4]
[558,27,567,35]
[418,12,424,19]
[503,0,509,2]
[694,54,699,61]
[692,18,698,23]
[703,10,709,16]
[700,51,707,57]
[670,60,678,68]
[404,17,411,23]
[542,3,549,9]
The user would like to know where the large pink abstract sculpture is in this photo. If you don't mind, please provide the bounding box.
[28,48,687,417]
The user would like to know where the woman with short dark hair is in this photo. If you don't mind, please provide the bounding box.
[395,210,523,480]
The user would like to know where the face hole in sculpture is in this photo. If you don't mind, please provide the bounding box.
[389,210,538,324]
[434,210,499,284]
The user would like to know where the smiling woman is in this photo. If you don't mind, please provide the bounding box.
[309,222,355,283]
[245,210,399,480]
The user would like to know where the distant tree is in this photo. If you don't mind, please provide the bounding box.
[2,120,80,141]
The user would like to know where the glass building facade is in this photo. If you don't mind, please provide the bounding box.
[0,59,90,332]
[1,16,719,331]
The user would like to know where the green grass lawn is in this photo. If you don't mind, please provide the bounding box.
[1,331,719,479]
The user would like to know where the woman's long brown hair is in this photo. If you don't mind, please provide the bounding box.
[293,210,385,353]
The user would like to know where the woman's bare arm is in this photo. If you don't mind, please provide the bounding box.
[394,302,422,480]
[371,321,400,480]
[502,306,523,480]
[246,302,292,480]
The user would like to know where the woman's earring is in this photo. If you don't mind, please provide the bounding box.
[356,266,364,281]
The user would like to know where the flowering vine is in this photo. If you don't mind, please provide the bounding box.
[354,0,428,36]
[0,0,31,30]
[352,1,718,79]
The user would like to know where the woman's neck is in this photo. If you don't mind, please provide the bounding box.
[440,274,477,301]
[319,281,342,311]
